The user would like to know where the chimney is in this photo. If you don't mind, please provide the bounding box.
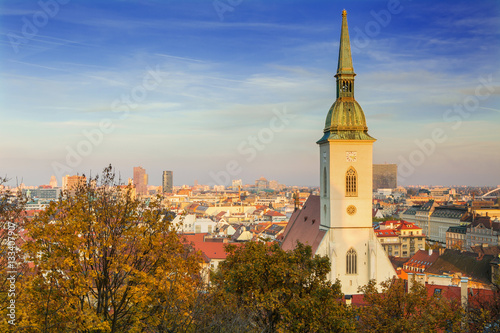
[428,249,432,256]
[461,277,469,309]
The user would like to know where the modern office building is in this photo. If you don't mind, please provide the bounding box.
[162,171,173,193]
[133,167,148,195]
[373,164,397,190]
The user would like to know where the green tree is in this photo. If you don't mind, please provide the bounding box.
[357,278,462,333]
[16,166,204,332]
[209,241,356,333]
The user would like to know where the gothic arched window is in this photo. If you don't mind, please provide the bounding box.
[345,167,358,197]
[346,248,357,275]
[323,167,327,197]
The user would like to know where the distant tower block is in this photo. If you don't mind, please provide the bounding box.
[49,175,58,187]
[133,167,148,195]
[373,164,397,191]
[162,171,173,193]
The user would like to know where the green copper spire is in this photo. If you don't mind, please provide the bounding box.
[317,10,375,142]
[337,9,354,75]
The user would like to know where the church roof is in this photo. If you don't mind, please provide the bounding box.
[281,195,325,254]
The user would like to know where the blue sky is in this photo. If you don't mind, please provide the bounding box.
[1,0,499,187]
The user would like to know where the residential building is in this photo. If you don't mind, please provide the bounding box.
[162,170,173,193]
[446,225,467,250]
[428,205,468,243]
[414,200,437,238]
[403,250,440,273]
[172,214,217,234]
[397,221,426,257]
[376,220,425,258]
[466,216,500,250]
[473,207,500,219]
[375,229,401,257]
[133,166,148,195]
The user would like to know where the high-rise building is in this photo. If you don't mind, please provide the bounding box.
[49,175,58,188]
[162,171,173,193]
[373,164,397,190]
[133,167,148,195]
[255,176,268,189]
[282,10,395,295]
[62,175,86,191]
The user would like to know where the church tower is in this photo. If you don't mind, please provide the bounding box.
[316,10,395,295]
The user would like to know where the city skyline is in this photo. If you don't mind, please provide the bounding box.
[1,0,499,187]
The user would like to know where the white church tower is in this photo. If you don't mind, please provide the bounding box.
[315,10,396,295]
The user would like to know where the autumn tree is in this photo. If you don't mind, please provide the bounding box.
[208,241,356,333]
[0,176,29,329]
[357,278,463,333]
[465,280,500,332]
[16,166,204,332]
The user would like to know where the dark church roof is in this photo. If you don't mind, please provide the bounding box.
[281,195,325,253]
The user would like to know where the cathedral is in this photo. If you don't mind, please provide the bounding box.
[281,10,396,295]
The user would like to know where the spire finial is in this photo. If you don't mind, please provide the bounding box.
[342,9,347,17]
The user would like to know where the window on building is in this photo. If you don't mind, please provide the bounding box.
[323,167,327,197]
[345,167,358,197]
[346,248,357,275]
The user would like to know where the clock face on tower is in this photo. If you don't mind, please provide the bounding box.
[346,151,357,162]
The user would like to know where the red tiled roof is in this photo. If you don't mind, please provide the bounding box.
[396,220,421,230]
[375,230,398,237]
[403,250,440,272]
[264,210,285,217]
[192,241,230,260]
[181,233,208,244]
